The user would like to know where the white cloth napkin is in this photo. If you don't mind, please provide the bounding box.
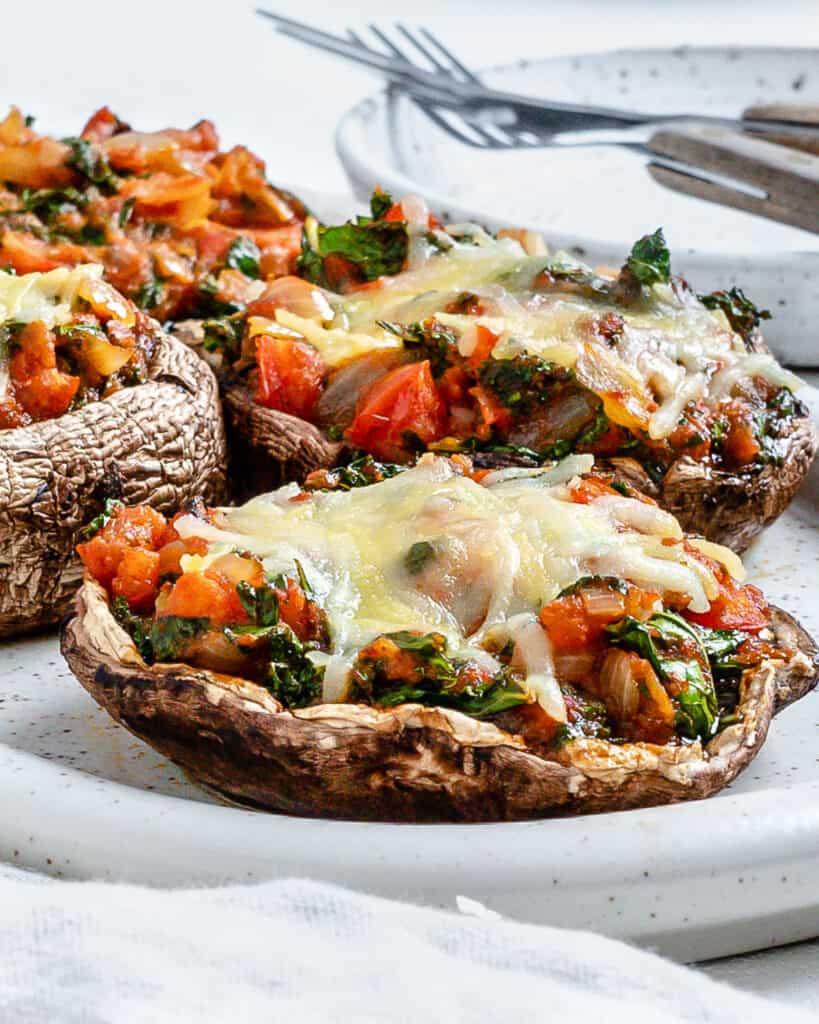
[0,867,812,1024]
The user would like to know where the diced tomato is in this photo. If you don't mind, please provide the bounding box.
[382,199,441,230]
[723,422,761,466]
[111,548,160,612]
[77,535,126,589]
[684,577,769,633]
[81,107,128,143]
[157,536,209,579]
[105,505,169,549]
[77,505,170,592]
[254,333,325,419]
[9,321,79,420]
[346,360,447,462]
[539,595,595,653]
[468,384,513,440]
[465,324,498,369]
[160,570,248,626]
[14,368,78,420]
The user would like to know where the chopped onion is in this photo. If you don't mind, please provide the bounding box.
[554,652,596,683]
[580,587,626,620]
[321,654,353,703]
[599,649,640,720]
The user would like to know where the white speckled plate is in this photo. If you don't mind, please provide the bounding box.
[0,382,816,964]
[336,47,819,364]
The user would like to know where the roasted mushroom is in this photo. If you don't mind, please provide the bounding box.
[61,455,818,821]
[195,193,816,549]
[0,265,228,636]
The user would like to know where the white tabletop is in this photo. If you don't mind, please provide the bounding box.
[2,0,818,1005]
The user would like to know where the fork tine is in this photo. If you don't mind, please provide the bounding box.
[361,23,503,150]
[416,26,481,83]
[394,23,451,75]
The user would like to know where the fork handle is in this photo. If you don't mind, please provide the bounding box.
[742,104,819,155]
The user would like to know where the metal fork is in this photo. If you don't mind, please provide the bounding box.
[257,9,819,148]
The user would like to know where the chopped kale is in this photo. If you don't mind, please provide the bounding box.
[79,497,122,540]
[149,615,210,662]
[297,192,409,287]
[236,581,280,628]
[263,624,323,708]
[135,276,164,311]
[352,630,529,718]
[404,540,438,575]
[110,598,153,662]
[20,186,88,221]
[305,454,405,491]
[369,188,394,220]
[118,196,136,227]
[478,355,573,414]
[699,286,771,342]
[607,611,718,741]
[194,275,245,317]
[623,228,670,286]
[202,313,245,363]
[377,319,456,376]
[225,236,261,279]
[62,136,119,193]
[575,404,610,447]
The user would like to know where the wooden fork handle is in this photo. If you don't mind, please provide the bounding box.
[742,104,819,155]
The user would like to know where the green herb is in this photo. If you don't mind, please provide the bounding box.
[264,623,323,708]
[378,319,456,376]
[623,228,670,286]
[299,220,408,286]
[135,276,164,310]
[79,223,106,245]
[79,497,122,540]
[478,356,573,413]
[150,615,210,662]
[404,540,438,575]
[236,581,280,627]
[353,631,529,718]
[194,275,244,317]
[202,313,245,363]
[20,186,88,221]
[369,188,394,220]
[225,236,261,279]
[306,454,405,491]
[699,286,771,342]
[110,598,153,662]
[611,480,631,496]
[575,405,610,447]
[607,611,718,741]
[118,197,136,227]
[62,136,118,193]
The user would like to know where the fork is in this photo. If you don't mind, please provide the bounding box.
[257,10,819,148]
[258,12,819,233]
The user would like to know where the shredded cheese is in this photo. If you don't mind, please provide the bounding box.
[174,456,744,715]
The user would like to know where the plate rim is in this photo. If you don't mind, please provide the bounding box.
[335,43,819,262]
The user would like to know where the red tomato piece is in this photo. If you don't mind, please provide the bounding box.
[111,548,160,612]
[684,578,769,633]
[160,571,248,626]
[254,334,325,419]
[345,360,447,462]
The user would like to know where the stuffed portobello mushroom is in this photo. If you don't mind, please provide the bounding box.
[0,263,228,636]
[61,452,817,821]
[200,190,816,550]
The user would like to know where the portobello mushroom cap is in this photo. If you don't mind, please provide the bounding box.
[61,578,818,823]
[218,378,817,551]
[0,327,228,637]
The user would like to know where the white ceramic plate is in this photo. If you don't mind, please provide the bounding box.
[0,378,817,963]
[336,46,819,365]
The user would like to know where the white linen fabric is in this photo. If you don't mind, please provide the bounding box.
[0,867,811,1024]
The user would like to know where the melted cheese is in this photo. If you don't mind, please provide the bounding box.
[0,264,105,328]
[281,229,803,439]
[173,455,744,714]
